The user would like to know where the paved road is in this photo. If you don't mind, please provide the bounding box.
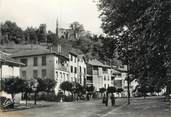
[18,98,126,117]
[1,96,171,117]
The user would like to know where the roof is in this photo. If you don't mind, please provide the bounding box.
[10,49,69,60]
[111,69,121,75]
[88,59,111,68]
[0,52,24,66]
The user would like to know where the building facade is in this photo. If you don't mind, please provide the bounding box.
[11,49,69,94]
[86,59,113,91]
[0,50,22,79]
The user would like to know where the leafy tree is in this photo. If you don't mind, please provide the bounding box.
[43,79,56,95]
[70,21,84,39]
[116,88,124,97]
[47,31,57,44]
[107,86,116,94]
[1,21,24,44]
[24,27,38,44]
[60,81,73,94]
[3,78,25,101]
[98,0,171,103]
[99,87,106,98]
[86,85,95,93]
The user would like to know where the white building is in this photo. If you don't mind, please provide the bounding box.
[68,52,87,86]
[68,52,78,82]
[0,50,23,101]
[0,50,23,79]
[86,59,113,91]
[11,49,69,94]
[77,55,87,86]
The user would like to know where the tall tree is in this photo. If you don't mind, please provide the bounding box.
[1,21,24,44]
[98,0,171,102]
[24,27,38,44]
[70,21,84,39]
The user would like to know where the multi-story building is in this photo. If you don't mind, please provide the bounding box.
[68,52,78,82]
[112,65,138,97]
[11,49,69,94]
[77,55,86,86]
[86,59,113,91]
[0,50,23,99]
[0,50,23,79]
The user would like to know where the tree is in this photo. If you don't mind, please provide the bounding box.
[70,21,84,39]
[1,21,24,44]
[60,81,73,94]
[98,0,171,104]
[107,86,116,94]
[86,85,95,93]
[43,79,56,95]
[99,87,106,98]
[4,78,25,101]
[116,88,124,97]
[24,27,38,44]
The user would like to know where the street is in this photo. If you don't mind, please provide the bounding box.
[0,96,170,117]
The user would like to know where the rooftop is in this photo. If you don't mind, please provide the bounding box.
[0,50,24,66]
[10,48,69,60]
[88,59,110,68]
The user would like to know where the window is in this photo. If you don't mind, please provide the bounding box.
[60,72,62,78]
[42,56,46,66]
[104,76,106,81]
[84,68,86,74]
[71,55,73,61]
[108,84,109,88]
[63,73,65,81]
[80,66,81,73]
[56,71,58,78]
[20,58,27,66]
[71,66,73,73]
[33,57,38,66]
[75,67,77,73]
[21,71,26,79]
[42,69,46,78]
[75,57,77,63]
[104,84,106,88]
[33,70,38,78]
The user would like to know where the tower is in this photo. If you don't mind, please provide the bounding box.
[56,18,59,40]
[0,24,2,44]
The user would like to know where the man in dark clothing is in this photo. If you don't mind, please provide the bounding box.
[105,93,108,106]
[110,93,115,106]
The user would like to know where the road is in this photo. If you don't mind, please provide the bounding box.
[0,96,170,117]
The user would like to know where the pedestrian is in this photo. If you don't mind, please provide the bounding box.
[102,94,106,103]
[110,93,115,106]
[105,93,108,106]
[86,93,89,101]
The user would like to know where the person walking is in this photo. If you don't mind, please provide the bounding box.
[105,93,108,106]
[110,93,115,106]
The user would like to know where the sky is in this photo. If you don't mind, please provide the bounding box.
[0,0,102,34]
